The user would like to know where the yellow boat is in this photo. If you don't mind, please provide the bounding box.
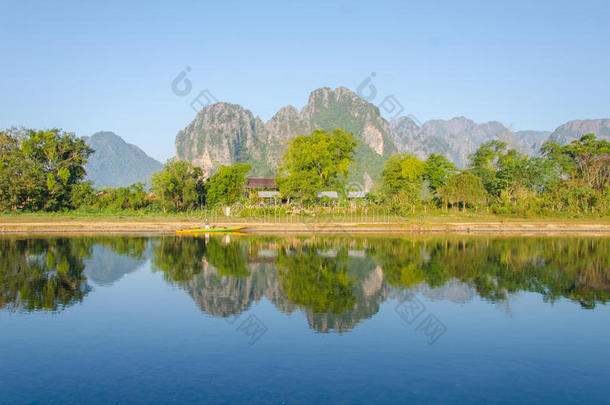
[176,226,246,235]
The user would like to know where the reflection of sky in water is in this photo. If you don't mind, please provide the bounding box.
[1,235,609,404]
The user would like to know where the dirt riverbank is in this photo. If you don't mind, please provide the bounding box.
[1,218,609,235]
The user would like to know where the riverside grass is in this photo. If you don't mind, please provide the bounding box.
[1,210,609,235]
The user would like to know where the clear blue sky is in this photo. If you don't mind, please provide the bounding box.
[1,0,609,162]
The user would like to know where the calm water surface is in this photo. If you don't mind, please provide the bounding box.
[1,234,609,404]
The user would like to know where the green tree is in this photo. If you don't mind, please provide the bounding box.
[151,160,205,212]
[424,153,457,193]
[469,140,557,203]
[276,129,357,202]
[205,163,251,207]
[539,134,610,215]
[439,173,487,210]
[542,133,610,192]
[87,183,152,211]
[468,140,509,196]
[0,128,93,211]
[381,153,426,198]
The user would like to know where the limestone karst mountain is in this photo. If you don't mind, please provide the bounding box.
[175,87,397,188]
[174,86,609,183]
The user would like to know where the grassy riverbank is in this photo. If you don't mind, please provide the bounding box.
[1,212,609,234]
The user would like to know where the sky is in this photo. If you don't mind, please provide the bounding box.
[1,0,609,162]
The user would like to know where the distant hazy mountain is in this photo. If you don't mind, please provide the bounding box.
[549,119,610,144]
[511,130,553,154]
[84,131,162,188]
[391,116,552,168]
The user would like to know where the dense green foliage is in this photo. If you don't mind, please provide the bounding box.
[438,174,487,210]
[205,163,251,207]
[151,160,205,212]
[423,154,458,192]
[1,127,607,217]
[376,133,609,216]
[277,129,357,202]
[381,153,427,199]
[468,140,555,198]
[80,183,151,211]
[0,128,93,211]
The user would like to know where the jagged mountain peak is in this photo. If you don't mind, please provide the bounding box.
[173,87,610,181]
[194,102,256,120]
[176,86,397,185]
[390,116,420,131]
[306,86,359,103]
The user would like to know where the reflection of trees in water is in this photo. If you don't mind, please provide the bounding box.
[152,236,207,282]
[0,236,154,312]
[276,243,389,333]
[304,265,390,334]
[0,238,91,312]
[146,235,610,332]
[152,236,294,318]
[375,237,610,308]
[276,246,356,315]
[152,236,389,333]
[3,234,608,322]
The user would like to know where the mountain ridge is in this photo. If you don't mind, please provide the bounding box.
[84,131,162,188]
[176,87,397,185]
[172,87,610,187]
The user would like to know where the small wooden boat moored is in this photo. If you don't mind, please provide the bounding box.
[176,226,246,235]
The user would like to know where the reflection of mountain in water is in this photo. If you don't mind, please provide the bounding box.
[184,261,297,318]
[157,238,393,333]
[388,279,476,306]
[182,258,389,333]
[84,244,149,286]
[3,236,610,324]
[149,236,610,332]
[303,261,390,334]
[419,279,477,304]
